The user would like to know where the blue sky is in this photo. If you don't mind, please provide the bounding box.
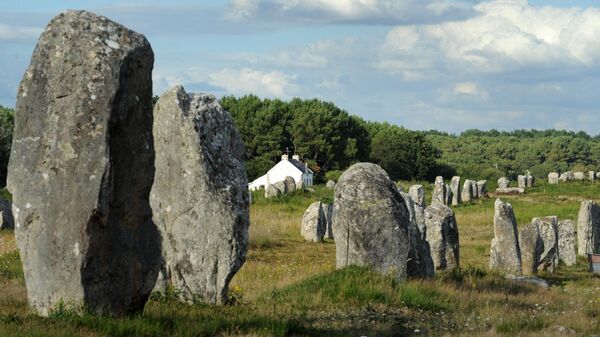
[2,0,600,134]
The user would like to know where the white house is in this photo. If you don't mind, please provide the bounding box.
[249,154,314,191]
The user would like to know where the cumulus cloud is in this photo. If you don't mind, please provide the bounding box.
[225,0,476,25]
[379,0,600,76]
[208,67,297,97]
[0,23,41,42]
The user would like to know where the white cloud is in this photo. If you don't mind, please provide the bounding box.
[380,0,600,75]
[208,67,297,97]
[226,0,475,24]
[0,23,42,42]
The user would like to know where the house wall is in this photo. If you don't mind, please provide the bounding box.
[248,160,314,190]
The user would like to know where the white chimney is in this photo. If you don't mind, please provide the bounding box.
[292,154,300,161]
[281,154,289,161]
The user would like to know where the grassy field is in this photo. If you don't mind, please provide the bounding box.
[1,180,600,336]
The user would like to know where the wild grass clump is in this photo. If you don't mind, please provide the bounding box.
[496,316,547,334]
[0,250,23,280]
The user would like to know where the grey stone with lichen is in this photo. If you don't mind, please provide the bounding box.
[450,176,461,206]
[333,163,410,281]
[7,10,159,316]
[424,203,460,271]
[498,177,510,189]
[301,201,326,242]
[401,191,434,278]
[490,199,522,274]
[431,176,445,205]
[477,180,488,198]
[557,219,576,266]
[577,200,600,256]
[534,216,559,272]
[151,85,249,304]
[548,172,559,184]
[284,176,296,193]
[519,222,542,275]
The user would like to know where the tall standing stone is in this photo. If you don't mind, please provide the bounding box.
[490,199,521,274]
[400,192,434,278]
[284,176,296,193]
[577,200,600,256]
[533,216,559,272]
[548,172,559,184]
[450,176,461,206]
[560,171,574,182]
[477,180,488,198]
[498,177,510,189]
[301,201,326,242]
[557,219,576,266]
[526,175,534,188]
[517,175,527,189]
[323,203,334,240]
[151,86,249,304]
[333,163,410,281]
[431,176,446,205]
[519,222,542,275]
[409,185,427,237]
[444,184,453,206]
[590,171,596,182]
[7,11,159,316]
[461,180,475,203]
[424,204,460,271]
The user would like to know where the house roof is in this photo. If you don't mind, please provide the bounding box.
[288,158,313,174]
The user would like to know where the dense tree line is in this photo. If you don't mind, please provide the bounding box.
[220,95,443,182]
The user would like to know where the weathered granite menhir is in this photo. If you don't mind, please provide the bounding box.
[151,85,249,304]
[8,10,159,316]
[490,199,521,274]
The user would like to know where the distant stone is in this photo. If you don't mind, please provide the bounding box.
[450,176,462,206]
[333,163,410,281]
[284,176,296,193]
[526,175,535,188]
[597,172,600,180]
[548,172,559,184]
[323,203,334,240]
[574,172,586,181]
[424,204,460,271]
[0,199,14,230]
[431,176,446,205]
[461,179,475,203]
[519,222,543,275]
[577,200,600,256]
[534,216,559,272]
[590,171,596,182]
[326,180,336,189]
[444,183,453,206]
[265,184,282,198]
[495,187,525,195]
[560,171,574,182]
[7,10,159,316]
[401,192,434,278]
[498,177,510,189]
[490,199,522,274]
[557,219,576,266]
[152,85,249,304]
[477,180,488,198]
[505,274,549,289]
[301,201,326,242]
[517,175,527,189]
[409,185,427,235]
[472,180,480,199]
[274,181,287,194]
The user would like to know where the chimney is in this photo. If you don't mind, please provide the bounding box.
[281,154,289,161]
[292,154,300,161]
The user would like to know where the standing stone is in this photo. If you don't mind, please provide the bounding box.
[517,175,527,189]
[409,185,427,237]
[0,199,14,230]
[560,171,574,182]
[472,180,480,199]
[265,184,281,198]
[495,187,525,195]
[450,176,461,206]
[490,199,521,274]
[326,180,336,190]
[323,203,334,239]
[333,163,410,281]
[301,201,326,242]
[519,222,543,275]
[284,176,296,193]
[557,219,576,266]
[401,192,434,278]
[577,200,600,256]
[574,172,586,180]
[526,175,534,188]
[431,176,445,205]
[498,177,510,189]
[274,181,287,194]
[424,204,460,271]
[590,171,596,182]
[597,172,600,180]
[461,180,475,203]
[444,184,453,206]
[151,85,249,304]
[6,11,159,316]
[477,180,488,198]
[534,216,559,272]
[548,172,559,184]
